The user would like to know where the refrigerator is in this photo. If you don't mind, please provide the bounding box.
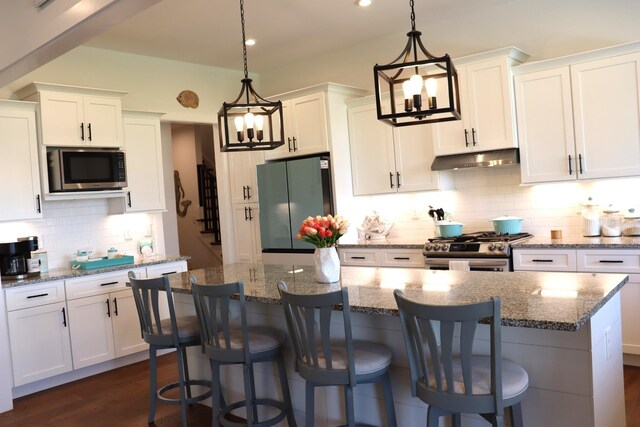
[257,155,333,253]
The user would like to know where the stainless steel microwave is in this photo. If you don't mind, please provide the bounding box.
[47,148,127,192]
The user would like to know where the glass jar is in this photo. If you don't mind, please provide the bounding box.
[623,210,640,236]
[581,199,601,237]
[601,208,623,237]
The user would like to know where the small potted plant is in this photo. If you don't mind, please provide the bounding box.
[297,214,349,283]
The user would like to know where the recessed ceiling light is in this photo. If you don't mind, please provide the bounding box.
[245,39,256,46]
[356,0,372,7]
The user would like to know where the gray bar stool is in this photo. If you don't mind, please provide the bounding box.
[128,271,212,427]
[277,281,397,427]
[394,291,529,427]
[190,277,296,427]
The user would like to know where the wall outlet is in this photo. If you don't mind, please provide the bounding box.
[124,230,132,241]
[604,326,612,361]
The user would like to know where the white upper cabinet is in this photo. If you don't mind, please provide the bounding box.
[515,44,640,184]
[348,99,453,196]
[571,52,640,180]
[265,92,328,160]
[18,82,126,148]
[110,111,166,213]
[432,49,527,156]
[228,150,264,204]
[0,101,42,221]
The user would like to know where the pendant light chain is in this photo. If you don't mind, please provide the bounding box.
[240,0,248,79]
[409,0,416,31]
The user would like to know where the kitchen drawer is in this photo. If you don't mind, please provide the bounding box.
[379,249,424,268]
[65,268,145,300]
[146,261,188,278]
[577,250,640,273]
[339,249,379,267]
[512,249,577,272]
[5,280,65,311]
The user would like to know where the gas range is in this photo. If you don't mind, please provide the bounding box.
[423,232,533,259]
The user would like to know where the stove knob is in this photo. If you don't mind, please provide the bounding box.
[425,244,433,251]
[488,243,496,251]
[433,244,441,251]
[441,244,449,251]
[496,243,505,252]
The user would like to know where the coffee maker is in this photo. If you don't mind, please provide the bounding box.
[0,236,39,279]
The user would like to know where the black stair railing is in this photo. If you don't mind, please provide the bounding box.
[197,164,222,244]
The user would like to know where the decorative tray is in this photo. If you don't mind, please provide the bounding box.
[70,255,135,270]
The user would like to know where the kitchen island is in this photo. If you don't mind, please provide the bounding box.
[169,263,628,427]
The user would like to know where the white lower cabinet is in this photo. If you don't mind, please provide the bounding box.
[232,204,262,263]
[339,248,423,268]
[514,248,640,358]
[5,281,72,387]
[146,260,188,278]
[65,268,146,369]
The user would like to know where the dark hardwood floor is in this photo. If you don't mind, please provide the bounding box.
[2,354,640,426]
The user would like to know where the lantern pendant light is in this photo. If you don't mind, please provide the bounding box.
[218,0,285,152]
[373,0,461,127]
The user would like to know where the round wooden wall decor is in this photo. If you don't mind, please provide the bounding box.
[176,90,199,108]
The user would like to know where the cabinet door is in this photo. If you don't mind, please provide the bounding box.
[83,96,123,148]
[432,65,469,156]
[146,261,187,278]
[111,289,147,358]
[67,294,116,369]
[232,204,261,263]
[289,92,329,156]
[228,150,264,204]
[394,122,451,192]
[572,52,640,180]
[0,105,42,221]
[347,102,396,195]
[515,67,577,184]
[38,91,84,146]
[7,302,72,386]
[264,101,293,160]
[122,114,165,211]
[465,57,516,152]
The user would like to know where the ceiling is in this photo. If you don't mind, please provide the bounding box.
[84,0,640,75]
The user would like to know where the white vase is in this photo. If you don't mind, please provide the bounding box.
[314,247,340,283]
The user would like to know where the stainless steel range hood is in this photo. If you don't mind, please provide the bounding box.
[431,148,520,171]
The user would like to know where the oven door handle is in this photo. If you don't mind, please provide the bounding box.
[424,259,509,268]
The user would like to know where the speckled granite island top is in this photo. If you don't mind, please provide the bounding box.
[0,255,189,289]
[168,263,628,332]
[512,235,640,249]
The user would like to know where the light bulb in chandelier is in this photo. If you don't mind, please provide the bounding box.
[409,74,423,111]
[244,112,255,140]
[234,116,244,142]
[254,115,264,141]
[402,80,413,112]
[425,78,437,109]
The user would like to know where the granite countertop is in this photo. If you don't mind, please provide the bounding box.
[512,235,640,249]
[337,236,426,249]
[169,262,627,332]
[1,255,189,289]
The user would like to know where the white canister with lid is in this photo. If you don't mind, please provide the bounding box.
[623,209,640,236]
[601,207,623,237]
[581,198,601,237]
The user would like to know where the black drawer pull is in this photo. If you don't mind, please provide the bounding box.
[532,259,554,263]
[350,256,366,260]
[27,293,49,299]
[599,260,624,263]
[100,281,118,286]
[394,257,411,260]
[62,307,67,327]
[162,271,177,276]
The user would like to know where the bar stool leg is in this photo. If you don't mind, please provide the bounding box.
[305,382,315,427]
[181,346,193,400]
[276,354,296,426]
[148,346,158,424]
[381,372,397,427]
[211,360,222,427]
[176,345,188,427]
[242,363,255,427]
[344,385,355,427]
